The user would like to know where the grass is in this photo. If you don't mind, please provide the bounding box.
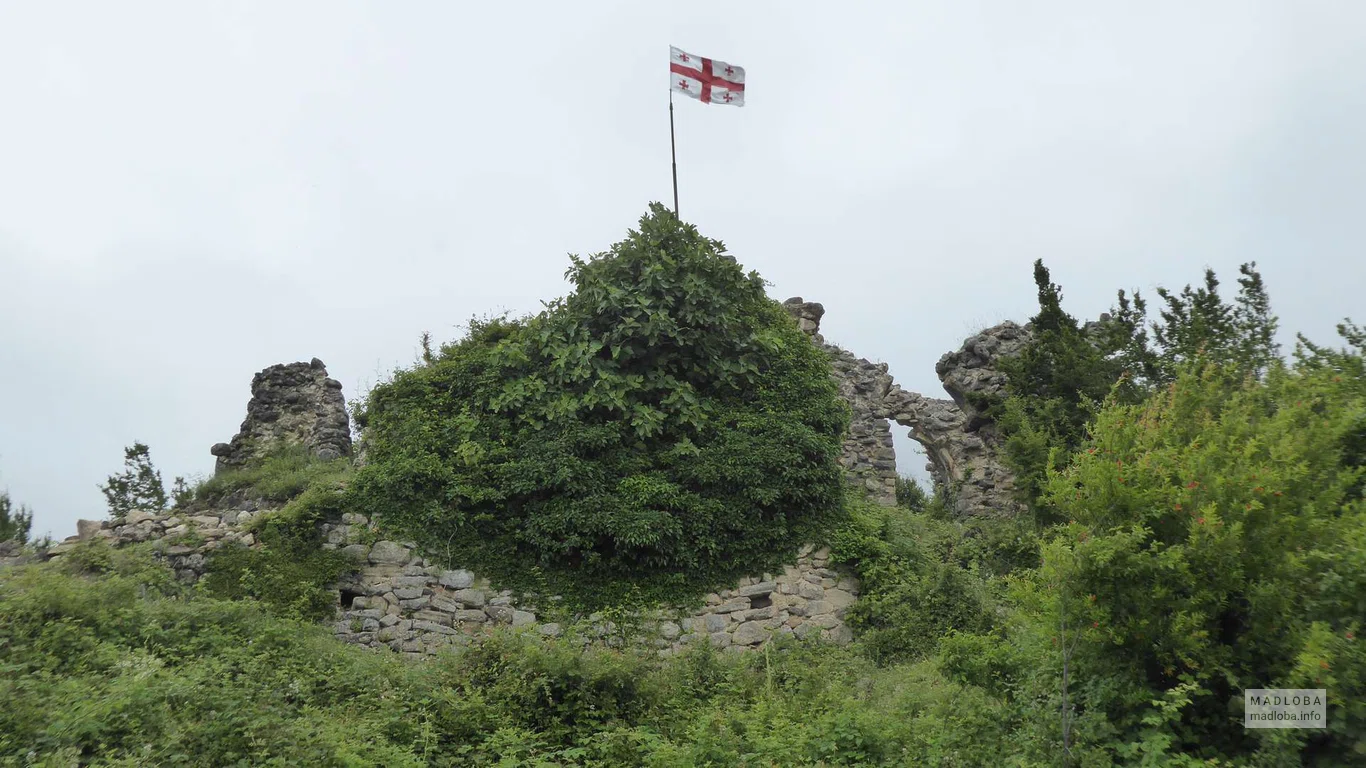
[192,446,353,505]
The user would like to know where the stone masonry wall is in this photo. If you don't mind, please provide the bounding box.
[783,297,1027,518]
[210,358,352,474]
[324,531,855,659]
[45,507,858,661]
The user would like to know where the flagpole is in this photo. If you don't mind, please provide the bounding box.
[669,89,680,217]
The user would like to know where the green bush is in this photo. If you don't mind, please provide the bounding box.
[189,447,357,622]
[894,474,929,512]
[829,499,1000,665]
[350,204,849,610]
[988,260,1281,521]
[1024,362,1366,761]
[202,485,355,622]
[935,351,1366,766]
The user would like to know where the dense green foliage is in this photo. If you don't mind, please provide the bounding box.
[99,442,169,520]
[14,347,1361,766]
[0,547,1014,766]
[350,205,849,609]
[829,499,997,665]
[7,225,1365,764]
[894,474,929,512]
[181,449,360,621]
[202,485,357,622]
[1152,264,1281,381]
[993,260,1281,517]
[0,488,31,546]
[827,327,1366,764]
[4,354,1365,765]
[1018,362,1366,762]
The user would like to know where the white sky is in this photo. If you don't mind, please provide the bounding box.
[2,1,1363,539]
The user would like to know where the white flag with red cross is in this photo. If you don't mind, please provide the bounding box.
[670,46,745,106]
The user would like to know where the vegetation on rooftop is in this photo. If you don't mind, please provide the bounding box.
[348,204,850,610]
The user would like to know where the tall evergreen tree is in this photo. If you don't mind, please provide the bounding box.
[994,261,1134,514]
[1231,262,1281,377]
[993,260,1281,518]
[1151,262,1278,381]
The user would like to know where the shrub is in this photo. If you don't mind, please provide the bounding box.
[1,551,1015,766]
[1008,359,1366,762]
[829,499,998,665]
[202,485,355,622]
[987,261,1282,521]
[351,204,849,609]
[894,474,929,512]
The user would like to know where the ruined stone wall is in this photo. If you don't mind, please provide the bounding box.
[27,295,1041,662]
[2,275,1079,675]
[783,298,1027,518]
[45,508,857,660]
[324,531,855,659]
[210,358,352,474]
[15,352,862,660]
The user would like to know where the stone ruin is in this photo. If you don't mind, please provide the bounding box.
[55,506,857,659]
[27,300,1037,659]
[782,297,1027,518]
[210,357,352,473]
[198,309,1031,519]
[43,348,865,658]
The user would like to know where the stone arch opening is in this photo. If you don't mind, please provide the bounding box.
[782,297,1027,519]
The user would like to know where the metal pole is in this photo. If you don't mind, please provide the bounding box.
[669,90,679,217]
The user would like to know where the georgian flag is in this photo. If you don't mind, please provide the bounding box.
[670,46,745,106]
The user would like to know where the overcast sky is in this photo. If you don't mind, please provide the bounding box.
[2,2,1363,540]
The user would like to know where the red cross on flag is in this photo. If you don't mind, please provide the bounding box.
[670,46,745,106]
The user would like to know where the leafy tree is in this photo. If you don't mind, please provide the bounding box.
[895,475,929,512]
[203,486,356,621]
[0,488,32,546]
[1024,359,1366,762]
[1093,287,1161,389]
[1295,317,1366,384]
[829,499,996,665]
[1230,262,1280,377]
[1296,318,1366,500]
[1152,268,1234,374]
[100,442,168,520]
[992,261,1281,518]
[351,204,849,608]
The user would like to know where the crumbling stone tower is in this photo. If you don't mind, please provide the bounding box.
[210,358,352,473]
